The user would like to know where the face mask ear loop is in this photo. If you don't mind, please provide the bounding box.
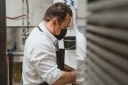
[55,20,62,36]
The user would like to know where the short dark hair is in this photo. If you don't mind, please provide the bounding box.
[43,2,72,24]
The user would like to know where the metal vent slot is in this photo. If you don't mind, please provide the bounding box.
[88,0,128,12]
[87,33,128,58]
[88,58,121,85]
[87,12,128,28]
[87,25,128,43]
[87,44,128,85]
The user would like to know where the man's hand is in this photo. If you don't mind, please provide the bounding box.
[64,64,74,72]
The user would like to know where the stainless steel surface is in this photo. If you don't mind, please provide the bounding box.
[87,12,128,28]
[87,41,128,72]
[87,25,128,42]
[87,49,128,85]
[88,58,121,85]
[86,0,128,85]
[88,0,128,11]
[87,33,128,57]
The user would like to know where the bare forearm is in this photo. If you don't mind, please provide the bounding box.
[52,70,76,85]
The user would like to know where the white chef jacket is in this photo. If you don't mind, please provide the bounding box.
[76,28,87,85]
[22,22,61,85]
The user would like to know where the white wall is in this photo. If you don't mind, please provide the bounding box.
[77,0,87,26]
[6,0,87,26]
[6,0,53,52]
[6,0,53,26]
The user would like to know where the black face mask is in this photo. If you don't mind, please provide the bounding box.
[55,29,67,40]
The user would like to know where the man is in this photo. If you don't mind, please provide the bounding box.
[22,2,76,85]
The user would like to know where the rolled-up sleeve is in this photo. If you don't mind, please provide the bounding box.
[30,43,61,84]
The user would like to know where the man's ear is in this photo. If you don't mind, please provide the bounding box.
[52,18,57,25]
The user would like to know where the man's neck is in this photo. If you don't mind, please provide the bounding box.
[42,21,54,35]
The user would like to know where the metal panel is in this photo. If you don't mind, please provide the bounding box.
[88,58,121,85]
[87,25,128,42]
[86,0,128,85]
[87,40,128,73]
[87,33,128,58]
[88,0,128,11]
[87,12,128,28]
[87,41,128,85]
